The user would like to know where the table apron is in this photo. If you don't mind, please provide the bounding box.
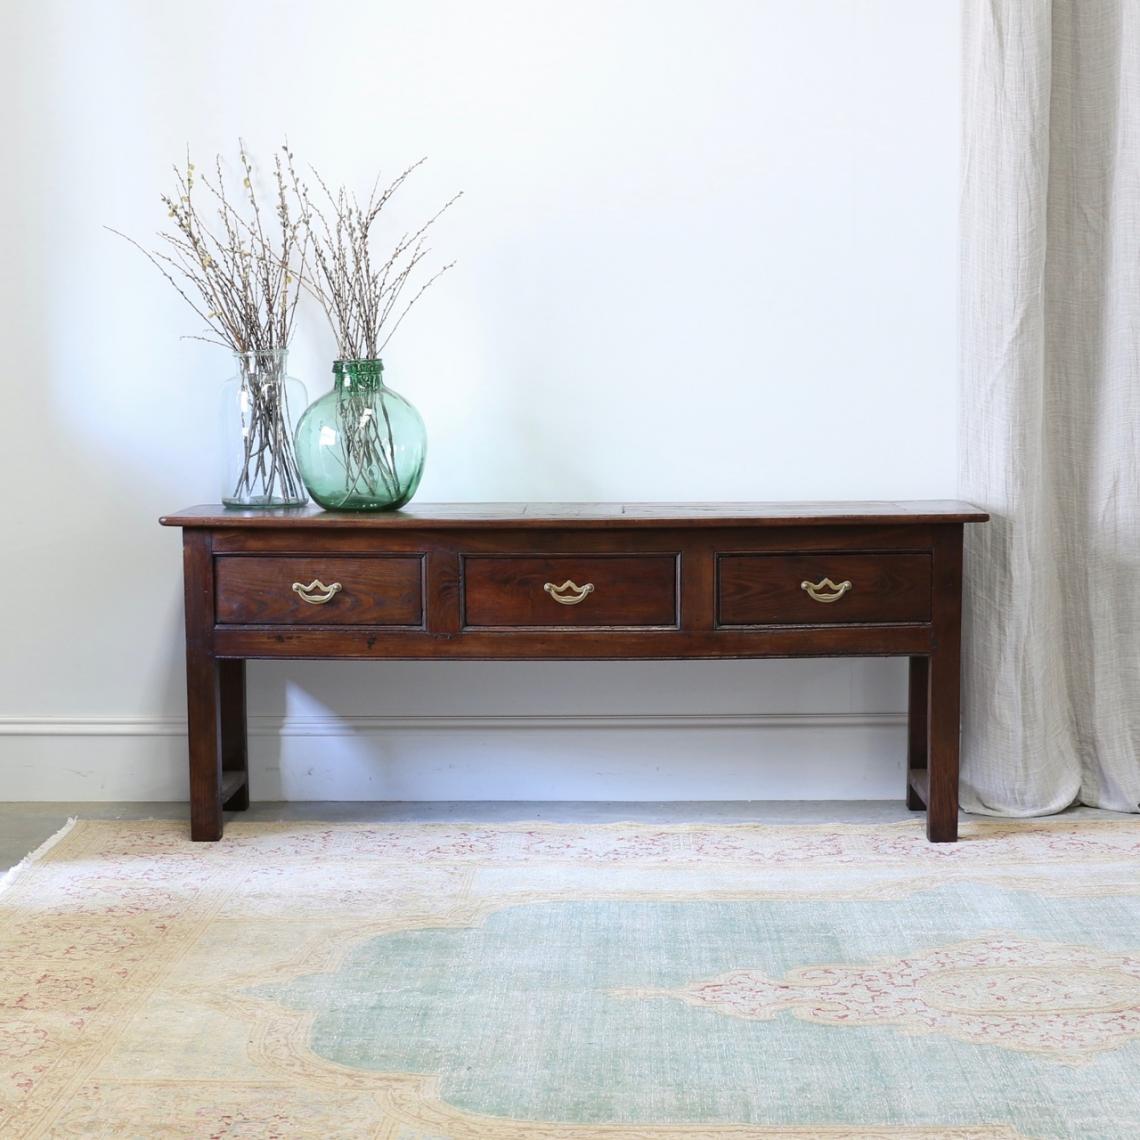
[210,624,935,660]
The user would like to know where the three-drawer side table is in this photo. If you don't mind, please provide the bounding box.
[160,502,988,843]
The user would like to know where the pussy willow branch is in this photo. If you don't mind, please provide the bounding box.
[230,353,304,503]
[108,142,310,501]
[108,141,307,354]
[290,155,461,360]
[336,385,401,501]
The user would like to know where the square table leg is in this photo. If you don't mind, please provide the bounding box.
[183,530,230,841]
[925,526,964,843]
[219,660,250,812]
[186,648,223,841]
[906,655,929,810]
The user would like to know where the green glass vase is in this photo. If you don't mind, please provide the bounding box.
[294,359,426,511]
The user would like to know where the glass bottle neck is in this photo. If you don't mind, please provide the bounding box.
[334,358,385,392]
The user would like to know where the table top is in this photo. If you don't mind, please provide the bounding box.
[161,500,989,529]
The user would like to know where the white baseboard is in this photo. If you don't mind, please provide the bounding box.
[0,712,908,802]
[0,711,906,736]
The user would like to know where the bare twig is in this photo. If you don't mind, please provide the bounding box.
[108,142,310,504]
[291,156,461,360]
[282,156,458,505]
[108,142,306,354]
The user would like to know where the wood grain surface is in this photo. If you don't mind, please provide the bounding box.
[717,553,932,626]
[462,555,678,628]
[214,556,423,626]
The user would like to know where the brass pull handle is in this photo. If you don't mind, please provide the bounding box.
[292,579,342,605]
[801,577,852,604]
[543,580,595,606]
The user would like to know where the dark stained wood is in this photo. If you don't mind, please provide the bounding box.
[182,530,223,842]
[680,540,716,632]
[208,523,939,556]
[165,501,987,842]
[462,555,678,628]
[220,770,248,806]
[161,500,990,529]
[214,556,423,625]
[926,525,964,842]
[906,656,929,810]
[219,660,249,811]
[717,553,931,627]
[907,767,929,808]
[212,624,935,660]
[425,547,461,637]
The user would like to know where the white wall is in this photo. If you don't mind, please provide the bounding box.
[0,0,959,801]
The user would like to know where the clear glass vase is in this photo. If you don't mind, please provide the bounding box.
[220,349,308,508]
[294,359,426,511]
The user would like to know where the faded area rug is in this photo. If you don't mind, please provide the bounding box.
[2,819,1140,1139]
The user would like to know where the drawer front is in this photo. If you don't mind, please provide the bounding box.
[463,555,678,628]
[215,556,423,625]
[717,552,931,626]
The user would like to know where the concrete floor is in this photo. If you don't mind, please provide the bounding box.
[2,800,1131,873]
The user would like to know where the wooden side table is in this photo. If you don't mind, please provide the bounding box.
[160,501,988,842]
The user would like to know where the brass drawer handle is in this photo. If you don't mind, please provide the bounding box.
[801,577,852,604]
[543,580,595,606]
[292,579,342,605]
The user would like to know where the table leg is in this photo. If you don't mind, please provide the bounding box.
[926,526,964,843]
[183,529,225,841]
[219,660,249,811]
[906,656,928,810]
[186,647,223,842]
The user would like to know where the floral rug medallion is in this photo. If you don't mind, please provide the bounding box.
[613,935,1140,1063]
[2,818,1139,1138]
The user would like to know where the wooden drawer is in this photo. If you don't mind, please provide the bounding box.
[215,556,423,625]
[463,555,678,628]
[717,552,931,626]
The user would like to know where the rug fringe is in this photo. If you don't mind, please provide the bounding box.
[0,817,79,899]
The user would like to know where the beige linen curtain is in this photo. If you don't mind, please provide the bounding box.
[960,0,1140,814]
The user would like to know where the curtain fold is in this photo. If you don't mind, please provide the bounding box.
[960,0,1140,814]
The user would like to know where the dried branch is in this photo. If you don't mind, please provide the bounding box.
[107,142,310,504]
[107,141,306,355]
[291,156,461,360]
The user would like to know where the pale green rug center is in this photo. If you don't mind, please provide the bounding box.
[258,890,1140,1137]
